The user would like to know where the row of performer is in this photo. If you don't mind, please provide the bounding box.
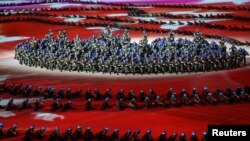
[1,86,250,112]
[0,123,208,141]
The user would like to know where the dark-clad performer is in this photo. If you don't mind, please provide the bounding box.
[157,131,167,141]
[23,125,35,141]
[34,126,46,140]
[47,126,61,141]
[100,97,112,110]
[6,124,18,138]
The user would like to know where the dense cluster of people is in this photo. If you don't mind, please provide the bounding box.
[0,123,208,141]
[139,19,250,31]
[130,9,250,22]
[15,27,248,74]
[1,81,250,112]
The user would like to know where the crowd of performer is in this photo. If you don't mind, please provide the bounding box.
[14,27,248,74]
[0,123,208,141]
[1,81,249,112]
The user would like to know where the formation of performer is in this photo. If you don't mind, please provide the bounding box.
[0,123,208,141]
[1,81,250,112]
[14,27,249,74]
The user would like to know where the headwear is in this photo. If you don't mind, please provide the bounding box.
[114,128,119,132]
[0,122,4,127]
[30,125,35,129]
[13,124,18,128]
[68,100,72,104]
[162,131,167,135]
[105,97,109,101]
[135,130,140,134]
[147,128,152,133]
[77,125,82,129]
[55,126,60,131]
[41,126,46,131]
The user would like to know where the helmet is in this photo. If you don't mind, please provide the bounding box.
[114,128,119,132]
[77,125,82,129]
[135,130,140,134]
[0,122,4,127]
[55,126,60,131]
[30,125,35,129]
[87,126,92,130]
[13,124,18,128]
[147,128,152,133]
[41,126,46,131]
[105,97,109,101]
